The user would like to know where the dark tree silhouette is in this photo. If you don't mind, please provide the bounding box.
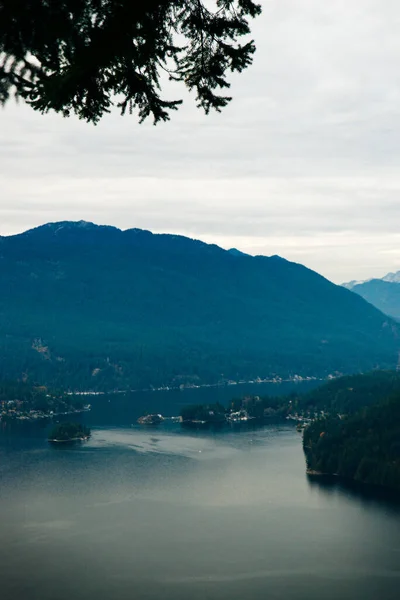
[0,0,261,124]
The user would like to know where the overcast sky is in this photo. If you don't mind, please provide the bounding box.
[1,0,400,283]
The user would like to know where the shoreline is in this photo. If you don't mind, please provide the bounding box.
[306,469,336,476]
[68,376,328,397]
[2,406,91,424]
[48,436,90,444]
[306,468,400,494]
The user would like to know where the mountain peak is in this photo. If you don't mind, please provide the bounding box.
[382,271,400,283]
[342,271,400,321]
[228,248,249,257]
[13,220,122,241]
[343,270,400,289]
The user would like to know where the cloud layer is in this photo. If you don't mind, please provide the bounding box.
[1,0,400,282]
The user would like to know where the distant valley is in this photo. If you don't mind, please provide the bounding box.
[0,221,399,391]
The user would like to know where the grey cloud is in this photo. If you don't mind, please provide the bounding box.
[1,0,400,282]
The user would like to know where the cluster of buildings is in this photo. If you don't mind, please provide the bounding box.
[0,399,50,421]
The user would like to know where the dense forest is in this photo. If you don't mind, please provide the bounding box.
[0,380,48,405]
[292,370,400,414]
[0,221,399,391]
[48,422,91,442]
[228,371,400,418]
[298,371,400,490]
[0,380,84,417]
[303,397,400,490]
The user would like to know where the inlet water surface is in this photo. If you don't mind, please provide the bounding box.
[1,382,399,600]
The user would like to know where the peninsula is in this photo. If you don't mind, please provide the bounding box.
[0,380,90,423]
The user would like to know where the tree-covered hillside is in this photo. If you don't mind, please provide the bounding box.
[304,396,400,490]
[295,370,400,414]
[346,279,400,321]
[0,221,399,391]
[0,379,84,419]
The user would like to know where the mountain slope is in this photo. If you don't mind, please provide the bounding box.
[345,277,400,321]
[0,221,399,390]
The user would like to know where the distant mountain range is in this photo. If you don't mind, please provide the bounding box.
[343,271,400,321]
[343,270,400,288]
[0,221,399,391]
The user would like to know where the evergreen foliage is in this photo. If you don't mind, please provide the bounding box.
[48,421,90,441]
[301,371,400,490]
[0,379,83,413]
[304,397,400,490]
[181,402,226,422]
[0,380,48,404]
[0,221,399,391]
[295,370,400,414]
[0,0,261,123]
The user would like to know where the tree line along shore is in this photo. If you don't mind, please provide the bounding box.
[139,370,400,491]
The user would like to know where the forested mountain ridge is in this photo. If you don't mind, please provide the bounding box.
[0,221,399,390]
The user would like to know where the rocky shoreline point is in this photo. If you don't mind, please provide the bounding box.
[137,414,165,425]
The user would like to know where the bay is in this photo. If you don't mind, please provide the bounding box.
[1,381,400,600]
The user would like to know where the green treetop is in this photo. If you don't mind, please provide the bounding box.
[0,0,261,124]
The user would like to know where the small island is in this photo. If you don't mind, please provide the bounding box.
[48,422,91,444]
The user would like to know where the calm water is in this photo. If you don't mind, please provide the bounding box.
[1,382,400,600]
